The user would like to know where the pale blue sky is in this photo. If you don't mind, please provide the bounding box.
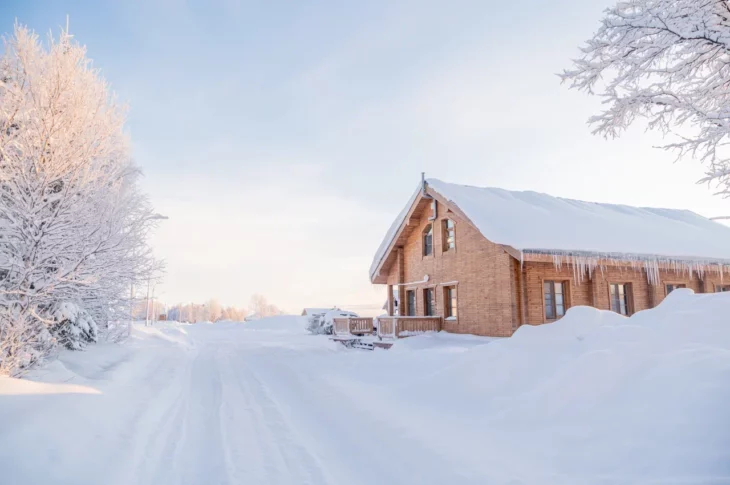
[3,1,728,313]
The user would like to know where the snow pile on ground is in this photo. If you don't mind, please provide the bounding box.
[0,293,728,485]
[369,289,730,482]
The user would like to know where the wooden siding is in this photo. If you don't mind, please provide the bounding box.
[383,199,514,336]
[521,262,713,326]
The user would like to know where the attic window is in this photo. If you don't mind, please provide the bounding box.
[442,219,455,251]
[423,224,433,256]
[429,199,437,220]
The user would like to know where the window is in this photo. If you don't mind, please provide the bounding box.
[423,224,433,256]
[666,283,686,295]
[610,283,631,315]
[445,286,457,318]
[423,288,435,316]
[429,199,437,220]
[717,285,730,292]
[406,290,416,316]
[442,219,455,251]
[543,281,566,320]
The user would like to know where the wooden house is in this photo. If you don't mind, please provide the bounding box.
[370,178,730,337]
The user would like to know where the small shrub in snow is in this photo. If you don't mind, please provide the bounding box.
[306,309,359,335]
[306,313,330,335]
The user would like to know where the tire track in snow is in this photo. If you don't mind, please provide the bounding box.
[243,350,484,485]
[110,345,196,485]
[216,348,335,485]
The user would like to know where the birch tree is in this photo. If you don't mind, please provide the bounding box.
[0,25,159,373]
[561,0,730,196]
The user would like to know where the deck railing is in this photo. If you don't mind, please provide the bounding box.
[332,317,374,336]
[376,316,442,339]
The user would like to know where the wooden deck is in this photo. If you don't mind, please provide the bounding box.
[376,316,442,339]
[330,316,440,350]
[332,317,375,336]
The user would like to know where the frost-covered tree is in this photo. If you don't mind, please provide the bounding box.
[0,24,159,374]
[207,299,222,322]
[249,294,282,317]
[561,0,730,196]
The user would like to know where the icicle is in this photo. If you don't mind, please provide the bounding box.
[525,249,730,287]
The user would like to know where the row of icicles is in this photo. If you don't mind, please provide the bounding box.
[520,251,729,285]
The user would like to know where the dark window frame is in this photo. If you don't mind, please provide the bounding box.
[717,285,730,292]
[444,286,457,318]
[609,283,632,316]
[423,224,433,257]
[423,288,435,316]
[665,283,686,295]
[406,290,416,316]
[543,280,567,320]
[442,219,455,251]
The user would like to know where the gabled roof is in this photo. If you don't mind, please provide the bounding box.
[370,178,730,283]
[427,179,730,261]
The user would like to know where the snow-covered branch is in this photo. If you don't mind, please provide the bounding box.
[561,0,730,196]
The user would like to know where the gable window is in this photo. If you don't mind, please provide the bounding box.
[406,290,416,316]
[543,281,566,320]
[610,283,632,316]
[717,285,730,292]
[423,288,435,316]
[666,283,686,295]
[444,286,457,318]
[423,224,433,256]
[442,219,455,251]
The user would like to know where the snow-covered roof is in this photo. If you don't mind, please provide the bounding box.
[301,308,331,316]
[426,178,730,263]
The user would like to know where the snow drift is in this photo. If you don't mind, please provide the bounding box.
[373,289,730,482]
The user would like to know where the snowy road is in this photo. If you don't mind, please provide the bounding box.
[0,319,492,485]
[1,302,730,485]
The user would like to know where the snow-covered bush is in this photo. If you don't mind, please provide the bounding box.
[307,309,359,335]
[48,302,98,351]
[306,313,328,334]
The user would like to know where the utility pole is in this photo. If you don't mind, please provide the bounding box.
[145,277,151,327]
[150,283,156,326]
[128,281,134,336]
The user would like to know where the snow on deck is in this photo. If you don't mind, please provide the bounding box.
[427,178,730,262]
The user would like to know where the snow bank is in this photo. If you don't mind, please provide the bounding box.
[375,289,730,481]
[0,376,100,396]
